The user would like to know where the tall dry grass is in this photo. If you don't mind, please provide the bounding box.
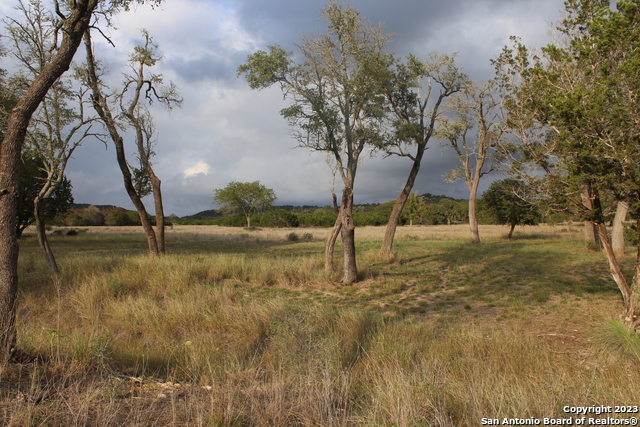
[3,224,638,426]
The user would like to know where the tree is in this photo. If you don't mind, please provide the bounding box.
[82,28,180,255]
[481,179,541,240]
[6,0,97,271]
[213,181,276,228]
[238,2,391,283]
[379,53,468,255]
[494,0,640,331]
[16,152,73,237]
[403,192,427,227]
[0,0,98,363]
[440,83,505,244]
[0,0,159,362]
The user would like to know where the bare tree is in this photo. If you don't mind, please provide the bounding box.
[0,0,102,362]
[440,83,505,244]
[5,0,97,272]
[83,29,180,255]
[0,0,160,362]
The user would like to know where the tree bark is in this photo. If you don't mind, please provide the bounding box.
[34,196,58,272]
[597,221,640,332]
[612,201,628,258]
[380,144,425,256]
[325,213,342,273]
[507,223,516,241]
[340,187,357,284]
[151,176,165,253]
[0,0,98,361]
[83,31,160,255]
[581,185,601,251]
[468,180,481,244]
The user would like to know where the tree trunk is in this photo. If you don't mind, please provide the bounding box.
[597,221,640,332]
[84,31,160,255]
[507,223,516,241]
[340,187,357,284]
[325,212,342,273]
[581,185,601,251]
[34,196,58,272]
[151,176,165,254]
[612,201,628,258]
[0,1,98,361]
[628,217,640,332]
[112,134,160,255]
[468,181,481,244]
[380,145,425,256]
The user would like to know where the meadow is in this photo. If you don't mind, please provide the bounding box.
[2,224,639,426]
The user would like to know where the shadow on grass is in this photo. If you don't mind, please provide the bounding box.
[445,240,617,294]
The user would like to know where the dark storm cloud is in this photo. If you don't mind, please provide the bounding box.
[45,0,569,215]
[165,51,247,83]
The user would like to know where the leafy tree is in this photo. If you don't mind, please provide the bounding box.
[403,192,427,227]
[213,181,276,228]
[0,0,161,361]
[380,53,468,255]
[494,0,640,331]
[16,152,73,237]
[481,179,541,240]
[439,198,468,225]
[258,209,299,228]
[440,82,506,244]
[238,2,391,283]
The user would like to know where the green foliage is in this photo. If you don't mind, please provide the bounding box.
[297,212,338,227]
[403,193,427,226]
[495,0,640,220]
[257,209,299,228]
[481,179,542,228]
[213,181,277,228]
[17,153,73,236]
[103,207,138,226]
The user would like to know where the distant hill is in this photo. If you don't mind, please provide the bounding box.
[181,209,223,220]
[72,203,119,210]
[420,193,466,204]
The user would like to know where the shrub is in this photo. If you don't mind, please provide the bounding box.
[258,209,300,228]
[103,207,137,226]
[63,210,91,226]
[287,232,299,242]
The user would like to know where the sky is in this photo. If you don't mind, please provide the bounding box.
[1,0,569,217]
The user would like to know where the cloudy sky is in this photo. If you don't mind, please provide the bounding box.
[2,0,569,216]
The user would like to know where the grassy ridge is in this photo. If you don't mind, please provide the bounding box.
[3,225,638,426]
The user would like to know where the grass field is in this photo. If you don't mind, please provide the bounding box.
[2,224,639,426]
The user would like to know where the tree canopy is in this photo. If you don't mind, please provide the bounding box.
[238,1,393,283]
[495,0,640,331]
[213,181,277,228]
[481,179,541,240]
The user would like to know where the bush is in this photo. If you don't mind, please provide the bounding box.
[258,209,300,228]
[287,232,299,242]
[298,213,338,227]
[625,223,638,246]
[63,211,91,226]
[103,207,137,226]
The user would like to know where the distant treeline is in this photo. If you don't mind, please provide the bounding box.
[59,193,576,228]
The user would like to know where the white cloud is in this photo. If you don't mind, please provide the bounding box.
[183,161,211,178]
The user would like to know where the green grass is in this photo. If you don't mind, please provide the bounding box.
[3,225,638,426]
